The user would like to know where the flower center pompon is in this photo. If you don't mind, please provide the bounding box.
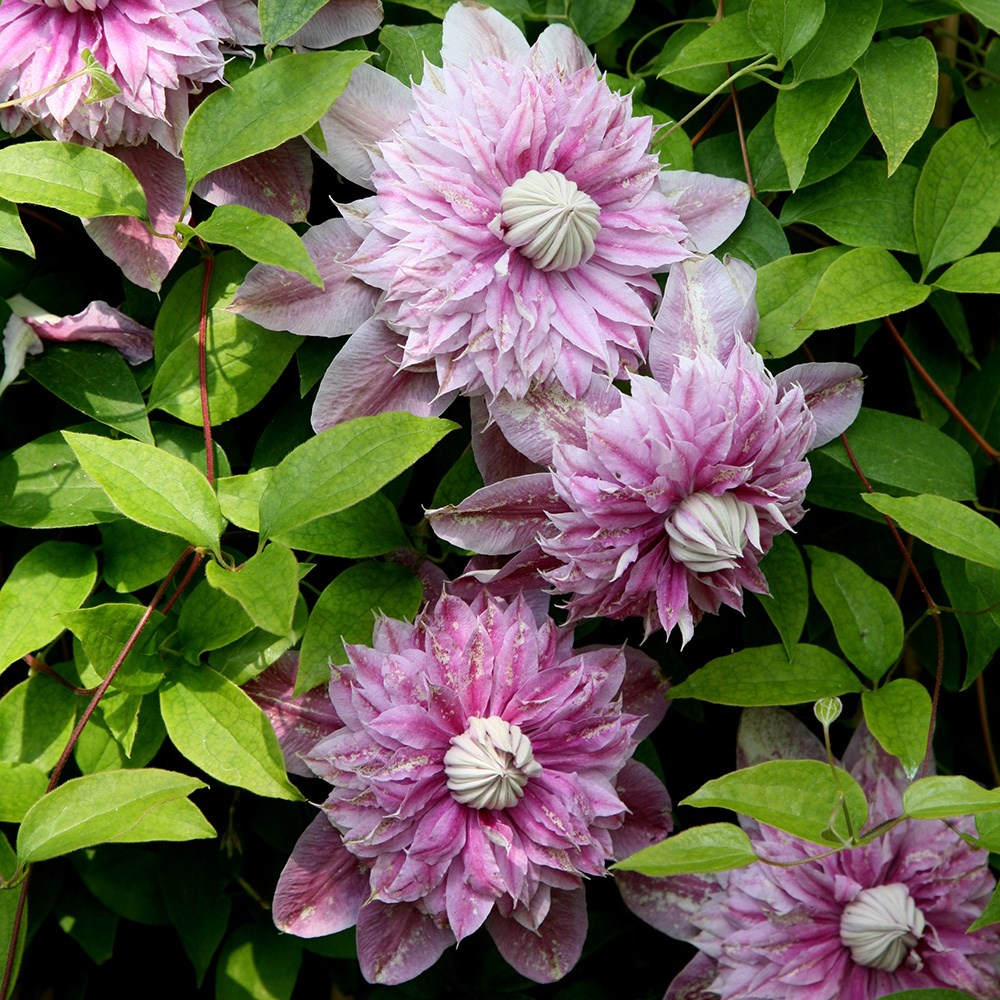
[499,170,600,272]
[839,883,926,972]
[444,715,542,810]
[664,492,760,574]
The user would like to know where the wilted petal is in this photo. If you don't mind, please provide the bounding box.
[0,314,42,398]
[776,361,865,450]
[357,902,455,985]
[659,169,751,253]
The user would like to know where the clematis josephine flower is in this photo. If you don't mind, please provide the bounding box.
[619,708,1000,1000]
[246,592,673,985]
[230,3,750,432]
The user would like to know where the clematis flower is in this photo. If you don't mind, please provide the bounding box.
[247,592,673,984]
[620,708,1000,1000]
[231,3,750,432]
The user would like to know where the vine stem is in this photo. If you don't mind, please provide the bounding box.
[976,674,1000,787]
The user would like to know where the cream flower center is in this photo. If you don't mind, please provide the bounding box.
[665,492,760,574]
[840,884,926,972]
[28,0,110,10]
[499,169,600,272]
[444,716,542,811]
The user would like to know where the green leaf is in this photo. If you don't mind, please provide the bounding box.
[656,23,730,94]
[276,493,409,557]
[806,546,904,681]
[0,541,97,676]
[862,680,932,779]
[16,768,212,863]
[748,0,825,64]
[570,0,634,44]
[74,695,166,774]
[778,161,918,253]
[660,11,765,73]
[969,881,1000,931]
[976,810,1000,851]
[669,644,863,705]
[28,344,152,442]
[774,71,855,190]
[0,142,146,219]
[159,665,303,800]
[185,205,321,286]
[183,50,371,188]
[62,431,224,552]
[861,493,1000,570]
[935,553,1000,689]
[903,775,1000,820]
[296,562,424,695]
[613,823,757,875]
[797,247,930,329]
[0,426,122,528]
[0,833,26,988]
[257,0,326,45]
[101,520,188,594]
[177,579,255,660]
[259,412,456,540]
[0,761,48,823]
[380,23,443,85]
[216,924,302,1000]
[54,884,119,965]
[205,544,299,638]
[755,534,808,657]
[209,598,306,686]
[682,759,868,845]
[715,197,790,268]
[934,252,1000,293]
[93,690,144,757]
[0,199,34,257]
[755,245,849,357]
[216,470,272,531]
[967,84,1000,145]
[873,990,977,1000]
[960,0,1000,31]
[914,118,1000,277]
[855,37,938,175]
[0,675,78,769]
[793,0,883,82]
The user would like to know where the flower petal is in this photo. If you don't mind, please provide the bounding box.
[659,169,751,253]
[356,901,455,985]
[775,361,864,450]
[441,3,531,68]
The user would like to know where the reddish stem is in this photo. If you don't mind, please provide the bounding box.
[727,63,755,199]
[23,655,96,696]
[689,94,733,148]
[976,674,1000,787]
[198,255,216,486]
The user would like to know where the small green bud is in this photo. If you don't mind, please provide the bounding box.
[814,696,843,727]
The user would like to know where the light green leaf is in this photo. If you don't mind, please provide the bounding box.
[74,696,165,774]
[0,142,146,219]
[934,252,1000,293]
[177,580,255,660]
[0,832,26,987]
[0,675,78,769]
[0,762,48,823]
[159,665,303,800]
[969,881,1000,932]
[276,493,409,557]
[779,161,918,252]
[656,23,730,94]
[797,247,930,329]
[793,0,883,82]
[101,520,188,594]
[976,810,1000,851]
[914,118,1000,277]
[205,544,299,638]
[184,50,371,188]
[257,0,326,44]
[17,768,211,863]
[81,49,121,104]
[669,644,863,706]
[297,562,424,695]
[682,759,868,845]
[0,541,97,676]
[862,680,931,779]
[861,493,1000,570]
[903,775,1000,819]
[748,0,825,64]
[185,205,321,286]
[855,37,938,175]
[259,412,456,540]
[217,470,272,532]
[660,11,765,73]
[880,990,987,1000]
[613,823,757,875]
[807,546,904,681]
[216,924,302,1000]
[380,23,443,85]
[28,344,153,442]
[0,199,34,257]
[774,71,855,190]
[63,431,224,552]
[755,534,808,658]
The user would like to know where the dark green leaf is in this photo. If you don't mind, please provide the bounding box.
[276,493,408,557]
[967,85,1000,145]
[0,833,26,988]
[715,197,790,267]
[205,543,299,638]
[101,520,188,593]
[570,0,634,44]
[54,883,119,964]
[380,23,443,85]
[935,553,1000,689]
[613,823,757,875]
[754,534,808,657]
[177,579,255,660]
[659,11,765,73]
[793,0,883,82]
[862,679,931,779]
[74,695,166,774]
[748,0,825,64]
[216,924,302,1000]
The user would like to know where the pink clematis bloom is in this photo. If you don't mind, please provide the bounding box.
[231,4,750,432]
[247,592,672,984]
[620,708,1000,1000]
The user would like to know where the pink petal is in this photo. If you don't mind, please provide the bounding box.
[84,144,188,292]
[665,951,722,999]
[618,871,720,943]
[310,318,455,432]
[736,707,826,771]
[272,812,369,936]
[611,760,673,859]
[659,169,751,253]
[356,901,455,985]
[470,396,542,485]
[287,0,383,48]
[619,648,671,741]
[532,24,594,73]
[775,361,864,449]
[21,300,153,363]
[230,218,377,337]
[440,3,531,68]
[194,140,313,224]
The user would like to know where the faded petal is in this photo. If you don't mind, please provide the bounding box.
[0,315,42,399]
[357,901,456,985]
[287,0,383,48]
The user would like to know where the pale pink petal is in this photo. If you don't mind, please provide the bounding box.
[288,0,383,48]
[532,24,594,72]
[470,396,542,485]
[356,902,455,985]
[0,314,42,398]
[775,361,865,450]
[19,300,153,364]
[659,169,751,253]
[441,3,531,68]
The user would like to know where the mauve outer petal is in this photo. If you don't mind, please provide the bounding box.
[243,652,342,777]
[84,144,187,292]
[449,545,559,603]
[659,169,751,253]
[310,318,455,432]
[24,301,154,364]
[532,23,594,72]
[471,396,542,485]
[611,760,673,859]
[776,362,864,450]
[619,871,721,942]
[440,2,531,68]
[288,0,383,48]
[665,951,723,999]
[194,140,313,223]
[273,812,369,936]
[487,887,588,983]
[650,255,758,382]
[313,63,412,190]
[427,473,563,555]
[619,647,670,740]
[736,707,826,771]
[356,900,455,984]
[230,217,375,337]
